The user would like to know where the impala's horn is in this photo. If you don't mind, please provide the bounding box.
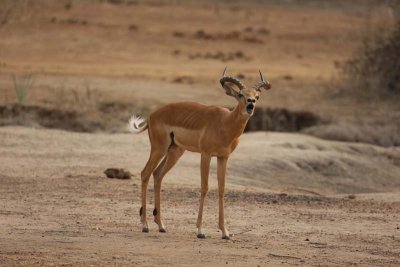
[253,70,271,91]
[219,67,246,91]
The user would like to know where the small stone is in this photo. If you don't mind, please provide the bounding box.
[104,168,132,179]
[197,233,206,239]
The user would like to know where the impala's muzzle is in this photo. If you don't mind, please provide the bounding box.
[246,103,255,114]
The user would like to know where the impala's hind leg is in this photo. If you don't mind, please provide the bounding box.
[140,127,170,232]
[153,144,185,232]
[140,149,165,232]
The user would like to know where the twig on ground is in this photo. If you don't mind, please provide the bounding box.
[268,253,302,260]
[233,229,253,235]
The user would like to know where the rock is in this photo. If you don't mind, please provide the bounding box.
[104,168,132,179]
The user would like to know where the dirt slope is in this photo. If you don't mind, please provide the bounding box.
[1,126,399,194]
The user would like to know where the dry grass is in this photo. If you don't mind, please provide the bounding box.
[0,0,398,147]
[11,73,34,104]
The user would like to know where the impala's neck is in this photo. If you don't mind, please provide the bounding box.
[226,102,250,139]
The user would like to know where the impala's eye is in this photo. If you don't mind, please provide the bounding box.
[255,96,259,100]
[238,93,244,98]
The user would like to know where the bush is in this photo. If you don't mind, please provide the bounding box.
[339,19,400,100]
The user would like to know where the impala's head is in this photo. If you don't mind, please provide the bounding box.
[220,67,271,117]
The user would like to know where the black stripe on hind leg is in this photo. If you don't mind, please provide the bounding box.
[168,132,175,149]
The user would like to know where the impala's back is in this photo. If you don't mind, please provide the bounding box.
[148,101,231,153]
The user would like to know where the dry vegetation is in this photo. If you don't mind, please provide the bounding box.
[308,10,400,147]
[338,9,400,100]
[0,0,398,145]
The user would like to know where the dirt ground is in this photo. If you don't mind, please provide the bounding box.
[0,126,400,266]
[1,0,400,266]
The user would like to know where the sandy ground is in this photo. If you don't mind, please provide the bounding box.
[1,126,400,266]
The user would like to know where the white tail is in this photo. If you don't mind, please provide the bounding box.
[127,114,148,134]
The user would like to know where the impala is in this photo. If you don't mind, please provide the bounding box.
[128,68,271,239]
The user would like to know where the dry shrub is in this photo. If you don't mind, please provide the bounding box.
[324,7,400,147]
[0,0,31,25]
[188,50,250,62]
[338,18,400,100]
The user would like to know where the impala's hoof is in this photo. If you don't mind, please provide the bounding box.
[159,228,166,233]
[197,233,206,239]
[142,227,149,233]
[222,235,230,240]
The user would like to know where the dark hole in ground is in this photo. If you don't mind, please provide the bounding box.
[244,107,320,132]
[0,104,104,132]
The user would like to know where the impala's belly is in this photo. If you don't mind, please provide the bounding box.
[201,136,240,157]
[167,126,240,156]
[170,127,201,152]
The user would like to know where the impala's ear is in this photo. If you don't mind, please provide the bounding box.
[222,82,240,98]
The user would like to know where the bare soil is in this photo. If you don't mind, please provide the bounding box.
[1,126,400,266]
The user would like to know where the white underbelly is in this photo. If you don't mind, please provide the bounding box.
[170,126,201,152]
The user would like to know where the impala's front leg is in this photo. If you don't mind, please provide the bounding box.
[196,154,211,238]
[217,156,230,240]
